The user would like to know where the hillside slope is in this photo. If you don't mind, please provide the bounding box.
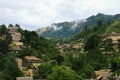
[37,13,120,38]
[74,17,120,41]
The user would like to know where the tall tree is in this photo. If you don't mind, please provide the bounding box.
[84,34,100,51]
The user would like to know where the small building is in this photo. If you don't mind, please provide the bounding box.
[9,42,23,53]
[95,69,111,80]
[8,26,23,53]
[109,36,120,49]
[24,56,41,63]
[16,77,33,80]
[109,36,120,43]
[8,27,19,34]
[11,32,22,41]
[109,32,117,36]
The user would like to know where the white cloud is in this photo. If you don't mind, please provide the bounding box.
[0,0,120,30]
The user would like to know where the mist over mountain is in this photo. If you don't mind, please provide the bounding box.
[37,13,120,38]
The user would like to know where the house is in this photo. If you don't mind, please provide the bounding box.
[102,32,120,50]
[9,42,24,53]
[24,56,41,63]
[23,56,41,76]
[108,32,120,45]
[24,56,41,69]
[8,27,19,34]
[16,77,33,80]
[72,43,84,49]
[109,32,117,36]
[8,26,21,41]
[12,32,22,41]
[8,26,24,53]
[110,36,120,43]
[95,69,111,80]
[109,35,120,49]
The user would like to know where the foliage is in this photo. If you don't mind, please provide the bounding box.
[111,56,120,75]
[38,62,53,79]
[0,54,23,80]
[84,34,101,51]
[0,25,12,54]
[47,66,83,80]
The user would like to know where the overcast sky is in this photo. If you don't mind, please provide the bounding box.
[0,0,120,30]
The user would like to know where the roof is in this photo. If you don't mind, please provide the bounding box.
[14,46,21,50]
[109,36,120,41]
[16,77,33,80]
[14,32,21,36]
[8,27,18,30]
[24,56,41,61]
[12,42,23,46]
[32,63,40,68]
[12,37,21,41]
[109,32,117,36]
[112,40,119,44]
[95,69,110,80]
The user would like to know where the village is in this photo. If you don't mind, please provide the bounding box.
[56,31,120,80]
[7,26,41,80]
[0,25,119,80]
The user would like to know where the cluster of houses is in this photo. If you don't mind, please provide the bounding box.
[15,56,41,80]
[7,26,42,80]
[56,31,120,80]
[56,43,84,53]
[16,56,41,76]
[108,32,120,50]
[100,32,120,54]
[8,26,23,53]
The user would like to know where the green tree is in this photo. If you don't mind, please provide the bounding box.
[52,54,64,65]
[118,39,120,50]
[104,38,113,51]
[0,54,23,80]
[8,24,13,27]
[38,62,52,79]
[47,66,83,80]
[0,39,9,54]
[9,42,16,53]
[111,57,120,75]
[0,24,7,35]
[97,19,103,27]
[84,34,100,51]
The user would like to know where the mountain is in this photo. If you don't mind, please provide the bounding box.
[37,13,120,38]
[37,20,86,38]
[75,16,120,40]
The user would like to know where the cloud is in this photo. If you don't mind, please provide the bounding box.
[0,0,120,30]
